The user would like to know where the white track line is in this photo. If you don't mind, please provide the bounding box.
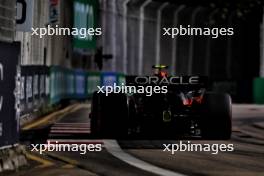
[55,122,90,125]
[103,140,186,176]
[54,123,90,126]
[51,127,90,130]
[50,130,90,133]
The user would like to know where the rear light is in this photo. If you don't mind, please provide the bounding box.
[183,98,193,106]
[180,89,205,106]
[194,96,203,104]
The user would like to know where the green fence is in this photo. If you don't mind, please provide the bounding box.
[49,66,124,105]
[253,78,264,104]
[87,72,101,96]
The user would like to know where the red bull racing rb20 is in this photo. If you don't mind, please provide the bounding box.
[90,65,232,140]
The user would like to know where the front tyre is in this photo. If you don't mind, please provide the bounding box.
[90,92,128,139]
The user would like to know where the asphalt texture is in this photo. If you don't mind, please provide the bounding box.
[3,104,264,176]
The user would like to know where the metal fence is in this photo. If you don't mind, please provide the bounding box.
[100,0,195,75]
[99,0,262,78]
[99,0,263,102]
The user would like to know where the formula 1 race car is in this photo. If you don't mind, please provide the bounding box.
[90,65,232,140]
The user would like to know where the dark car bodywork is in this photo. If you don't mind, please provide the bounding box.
[90,69,232,140]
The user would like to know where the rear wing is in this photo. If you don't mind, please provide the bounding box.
[126,75,209,88]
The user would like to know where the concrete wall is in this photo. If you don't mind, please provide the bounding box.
[0,0,16,42]
[16,0,73,68]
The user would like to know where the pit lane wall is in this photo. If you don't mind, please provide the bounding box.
[19,66,125,126]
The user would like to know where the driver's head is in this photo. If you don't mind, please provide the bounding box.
[152,65,169,77]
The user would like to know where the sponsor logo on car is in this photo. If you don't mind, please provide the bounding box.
[135,76,200,85]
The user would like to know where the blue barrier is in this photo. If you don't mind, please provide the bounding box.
[20,65,124,113]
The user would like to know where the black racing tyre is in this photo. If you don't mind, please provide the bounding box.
[90,92,128,138]
[90,91,100,136]
[201,92,232,140]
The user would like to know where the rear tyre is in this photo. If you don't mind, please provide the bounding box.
[90,92,128,138]
[201,92,232,140]
[90,92,100,136]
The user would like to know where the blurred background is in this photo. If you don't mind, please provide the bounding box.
[1,0,264,175]
[2,0,264,103]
